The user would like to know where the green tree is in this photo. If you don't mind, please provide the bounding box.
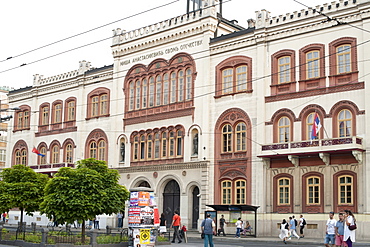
[40,158,129,241]
[0,164,49,225]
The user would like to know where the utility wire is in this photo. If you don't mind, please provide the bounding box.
[0,0,180,63]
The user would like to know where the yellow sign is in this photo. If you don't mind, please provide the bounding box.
[140,229,150,244]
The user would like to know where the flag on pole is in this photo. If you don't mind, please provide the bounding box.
[32,147,45,157]
[310,113,322,141]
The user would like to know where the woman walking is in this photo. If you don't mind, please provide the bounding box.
[279,219,289,244]
[235,218,243,238]
[343,210,356,247]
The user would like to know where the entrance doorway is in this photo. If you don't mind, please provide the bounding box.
[192,186,200,229]
[163,180,180,227]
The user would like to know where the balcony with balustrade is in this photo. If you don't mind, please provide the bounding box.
[258,136,364,167]
[29,162,75,175]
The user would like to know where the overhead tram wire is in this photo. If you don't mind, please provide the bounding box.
[0,0,180,63]
[0,0,233,74]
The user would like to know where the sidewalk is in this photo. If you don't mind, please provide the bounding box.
[183,230,370,245]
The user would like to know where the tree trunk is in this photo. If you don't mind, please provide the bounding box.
[81,220,86,243]
[20,208,24,231]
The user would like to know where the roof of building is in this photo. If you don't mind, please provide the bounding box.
[211,27,255,43]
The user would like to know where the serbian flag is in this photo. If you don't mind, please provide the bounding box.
[310,113,322,140]
[32,147,45,157]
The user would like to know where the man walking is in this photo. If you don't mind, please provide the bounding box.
[325,212,337,247]
[289,216,300,239]
[218,214,226,236]
[170,210,182,243]
[201,213,215,247]
[335,213,347,247]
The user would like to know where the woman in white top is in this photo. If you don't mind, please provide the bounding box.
[279,219,289,244]
[343,209,356,247]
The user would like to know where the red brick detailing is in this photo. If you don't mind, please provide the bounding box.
[268,108,296,143]
[64,97,77,127]
[333,170,357,213]
[271,49,296,95]
[215,56,253,97]
[13,105,31,132]
[214,108,252,205]
[62,138,75,163]
[329,100,359,138]
[273,173,294,213]
[38,102,50,132]
[12,139,28,166]
[265,81,364,103]
[298,43,326,91]
[329,37,358,86]
[84,129,109,161]
[124,52,196,126]
[302,172,324,213]
[86,87,110,120]
[36,142,47,165]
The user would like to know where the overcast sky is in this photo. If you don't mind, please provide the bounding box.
[0,0,326,90]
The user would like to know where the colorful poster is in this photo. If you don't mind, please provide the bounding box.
[153,207,160,225]
[140,229,151,244]
[138,191,150,206]
[149,192,157,206]
[130,192,139,207]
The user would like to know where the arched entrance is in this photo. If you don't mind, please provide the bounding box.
[163,180,180,227]
[192,186,200,229]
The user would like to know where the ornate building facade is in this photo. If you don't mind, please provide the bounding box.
[6,0,370,239]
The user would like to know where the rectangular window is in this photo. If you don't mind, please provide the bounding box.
[278,56,291,83]
[92,96,99,116]
[235,180,246,204]
[42,107,49,125]
[149,78,154,107]
[339,176,353,204]
[67,101,75,121]
[222,69,233,94]
[17,112,23,129]
[236,66,247,91]
[278,178,290,205]
[54,104,62,123]
[24,111,29,128]
[100,94,108,115]
[307,51,319,79]
[222,181,232,205]
[307,177,320,204]
[337,45,351,74]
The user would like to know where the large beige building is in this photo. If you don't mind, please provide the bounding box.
[6,0,370,239]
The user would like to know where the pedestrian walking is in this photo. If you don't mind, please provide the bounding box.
[299,214,306,238]
[235,217,243,238]
[279,219,289,244]
[117,212,123,228]
[201,213,215,247]
[170,210,182,243]
[325,212,337,247]
[335,213,348,247]
[343,210,356,247]
[289,216,300,239]
[218,214,226,236]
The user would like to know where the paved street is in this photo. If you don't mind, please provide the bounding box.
[159,238,370,247]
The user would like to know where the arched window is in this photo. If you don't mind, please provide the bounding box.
[222,68,233,94]
[136,80,141,110]
[278,117,290,143]
[15,151,21,165]
[154,133,160,159]
[147,134,153,160]
[142,79,148,108]
[235,122,246,151]
[100,94,108,115]
[169,131,175,157]
[307,176,320,205]
[42,106,49,125]
[21,150,27,165]
[186,69,192,100]
[235,179,246,204]
[149,77,155,107]
[178,70,184,101]
[156,75,162,106]
[236,66,247,91]
[337,45,351,74]
[51,145,59,163]
[176,130,183,156]
[90,141,97,159]
[221,180,232,205]
[67,100,76,121]
[222,124,232,153]
[278,56,291,83]
[163,73,169,104]
[306,50,320,79]
[65,144,73,163]
[162,132,167,157]
[39,147,47,164]
[92,96,99,117]
[133,136,139,161]
[98,140,106,161]
[14,105,31,131]
[171,72,177,103]
[278,178,290,205]
[338,109,352,137]
[306,112,320,140]
[18,112,23,129]
[129,81,134,110]
[140,135,145,160]
[338,175,353,205]
[54,104,62,123]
